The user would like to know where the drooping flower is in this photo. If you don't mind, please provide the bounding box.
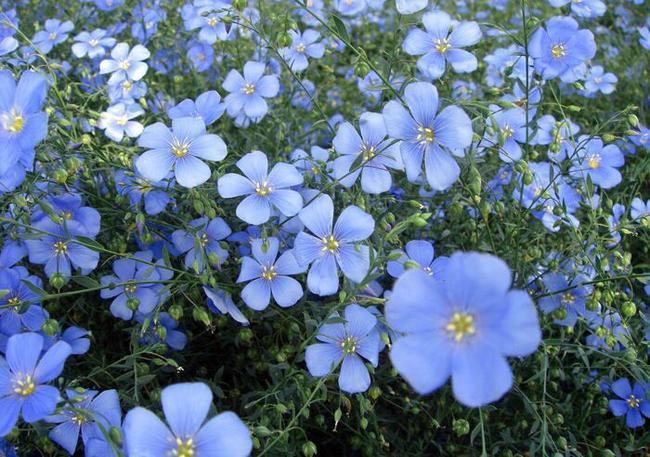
[293,194,375,296]
[382,82,473,190]
[0,332,72,436]
[608,378,650,428]
[32,193,101,238]
[332,112,402,194]
[403,11,482,80]
[122,382,252,457]
[172,217,231,272]
[386,252,541,407]
[114,169,173,216]
[305,304,380,393]
[538,272,593,326]
[569,136,624,189]
[204,286,249,326]
[218,151,303,225]
[135,116,227,188]
[237,237,304,310]
[0,268,47,336]
[583,65,617,95]
[222,61,279,120]
[46,389,121,455]
[479,105,527,162]
[528,16,597,82]
[548,0,606,18]
[278,29,325,72]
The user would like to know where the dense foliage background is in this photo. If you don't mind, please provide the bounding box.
[0,0,649,455]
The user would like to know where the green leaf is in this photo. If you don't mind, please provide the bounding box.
[71,276,100,289]
[75,236,104,252]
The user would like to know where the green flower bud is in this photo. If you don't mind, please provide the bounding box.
[452,419,470,437]
[621,301,636,317]
[50,273,66,290]
[126,298,140,311]
[169,304,183,320]
[42,319,59,336]
[302,441,317,457]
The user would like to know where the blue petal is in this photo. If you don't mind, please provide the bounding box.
[451,344,513,407]
[22,385,60,422]
[268,189,303,217]
[161,382,212,438]
[0,396,20,436]
[299,194,333,238]
[236,194,271,225]
[305,343,342,376]
[194,412,252,457]
[390,334,451,394]
[382,101,417,141]
[175,155,211,188]
[337,244,370,283]
[123,407,174,456]
[34,341,71,383]
[333,206,374,242]
[404,82,439,126]
[609,399,628,417]
[271,276,303,308]
[339,354,370,393]
[6,332,43,374]
[218,173,254,198]
[611,378,632,399]
[49,420,81,454]
[241,278,272,310]
[307,255,339,296]
[237,151,268,183]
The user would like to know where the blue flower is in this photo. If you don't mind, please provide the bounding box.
[0,70,49,176]
[98,103,144,142]
[0,332,72,436]
[71,29,116,59]
[237,237,304,310]
[135,312,187,351]
[549,0,606,18]
[100,251,172,320]
[187,41,214,72]
[293,194,374,296]
[32,193,101,238]
[204,286,250,326]
[386,252,541,407]
[32,19,73,54]
[479,105,527,162]
[332,112,402,194]
[538,272,592,326]
[99,42,150,85]
[631,197,649,222]
[569,136,624,189]
[183,2,232,43]
[305,304,380,394]
[172,217,231,272]
[279,29,325,72]
[403,11,482,79]
[583,65,617,95]
[136,117,227,188]
[396,0,427,15]
[387,240,449,279]
[609,379,650,428]
[123,382,252,457]
[168,90,225,126]
[218,151,303,225]
[114,169,173,216]
[25,219,100,279]
[222,61,279,120]
[0,268,47,335]
[382,82,473,190]
[46,389,121,454]
[528,16,597,82]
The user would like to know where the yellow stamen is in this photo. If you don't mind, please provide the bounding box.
[255,181,272,197]
[53,241,68,255]
[340,336,358,354]
[446,312,476,342]
[586,154,601,169]
[434,37,451,54]
[321,235,339,253]
[173,437,195,457]
[13,374,36,396]
[416,125,435,146]
[551,43,566,59]
[243,83,255,95]
[627,395,640,409]
[261,265,277,281]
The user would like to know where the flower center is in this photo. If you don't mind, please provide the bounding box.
[199,232,209,247]
[255,181,272,197]
[61,210,74,220]
[7,296,21,308]
[13,374,36,397]
[586,153,601,169]
[171,139,191,158]
[416,125,435,146]
[116,115,128,126]
[119,59,131,70]
[295,43,306,53]
[560,292,574,305]
[71,414,87,426]
[49,32,57,41]
[261,265,277,281]
[340,336,358,355]
[173,437,195,457]
[627,395,640,409]
[551,43,566,59]
[361,144,376,161]
[122,80,133,91]
[321,235,339,253]
[423,266,433,276]
[434,37,451,54]
[4,111,24,133]
[207,16,219,27]
[89,38,99,47]
[124,282,137,294]
[53,241,68,255]
[446,312,476,342]
[243,83,256,95]
[501,124,515,140]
